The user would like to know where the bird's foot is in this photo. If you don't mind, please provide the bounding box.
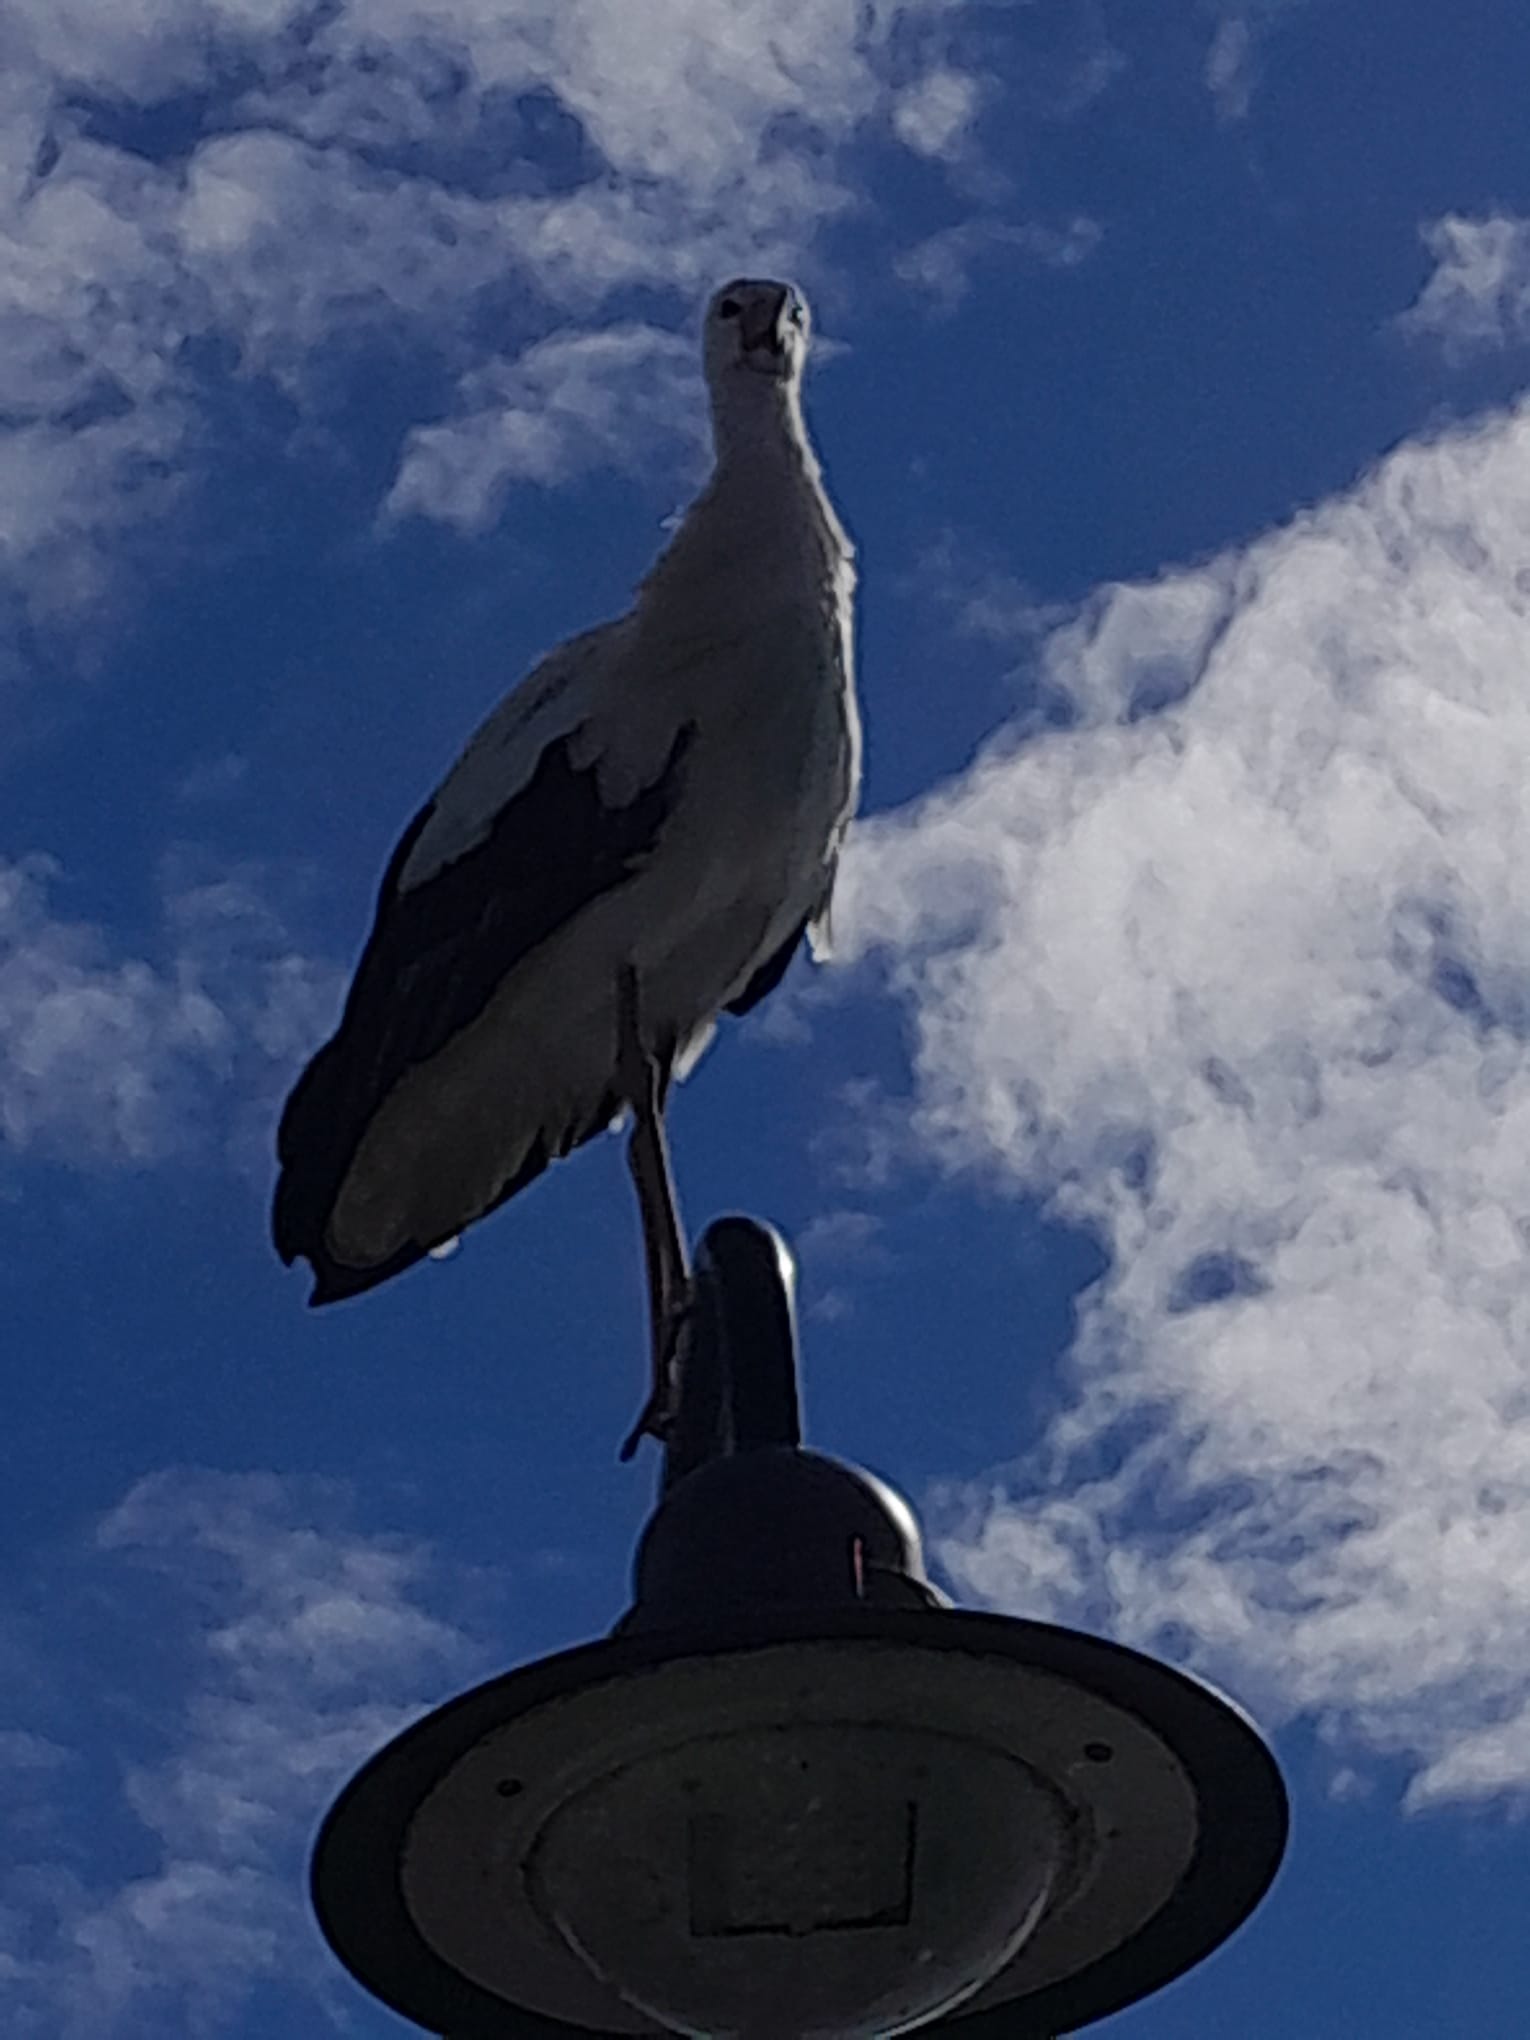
[618,1386,669,1462]
[618,1281,696,1461]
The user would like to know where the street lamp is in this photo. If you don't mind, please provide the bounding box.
[314,1218,1286,2038]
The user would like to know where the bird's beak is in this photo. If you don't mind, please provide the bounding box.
[740,292,789,359]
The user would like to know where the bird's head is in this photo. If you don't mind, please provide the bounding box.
[703,277,809,396]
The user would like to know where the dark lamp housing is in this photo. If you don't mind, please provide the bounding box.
[314,1219,1286,2038]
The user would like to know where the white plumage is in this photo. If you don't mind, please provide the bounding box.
[274,278,858,1394]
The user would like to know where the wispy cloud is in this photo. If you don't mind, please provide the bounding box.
[0,855,340,1170]
[909,532,1074,659]
[837,395,1530,1806]
[891,67,982,161]
[894,216,1101,314]
[0,1468,491,2037]
[1202,2,1311,124]
[1205,16,1258,123]
[1400,213,1530,360]
[386,322,702,532]
[796,1205,887,1322]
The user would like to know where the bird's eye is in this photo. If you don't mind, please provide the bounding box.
[718,298,741,319]
[787,301,805,328]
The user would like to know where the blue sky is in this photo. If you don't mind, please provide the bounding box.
[6,1,1530,2032]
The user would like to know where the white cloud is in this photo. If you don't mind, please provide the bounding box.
[172,129,507,381]
[269,0,896,184]
[4,0,309,102]
[909,534,1072,658]
[1205,17,1256,123]
[796,1206,886,1322]
[1401,213,1530,360]
[386,322,702,531]
[0,855,340,1168]
[0,1732,71,1776]
[892,67,980,160]
[837,396,1530,1806]
[894,214,1100,312]
[0,122,201,653]
[1201,3,1309,123]
[0,1469,487,2037]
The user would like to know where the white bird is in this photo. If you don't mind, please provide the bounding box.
[273,277,859,1449]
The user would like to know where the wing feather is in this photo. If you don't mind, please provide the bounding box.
[724,912,811,1017]
[398,621,616,892]
[272,716,694,1281]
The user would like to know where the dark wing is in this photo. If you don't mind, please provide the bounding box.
[272,721,694,1294]
[724,852,843,1019]
[724,912,811,1017]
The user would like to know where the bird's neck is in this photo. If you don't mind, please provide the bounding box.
[638,377,852,633]
[704,380,850,564]
[708,374,809,476]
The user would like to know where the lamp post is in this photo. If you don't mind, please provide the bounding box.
[313,1219,1286,2038]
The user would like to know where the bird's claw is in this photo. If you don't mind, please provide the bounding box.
[618,1392,667,1463]
[618,1282,696,1460]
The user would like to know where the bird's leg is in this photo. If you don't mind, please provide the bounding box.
[616,964,692,1459]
